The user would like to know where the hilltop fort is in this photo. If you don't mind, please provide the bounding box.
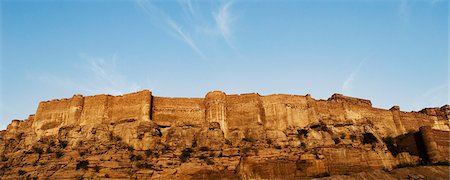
[1,90,449,179]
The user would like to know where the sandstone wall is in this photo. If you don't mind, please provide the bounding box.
[152,97,205,127]
[33,96,83,137]
[2,89,449,179]
[261,94,312,130]
[225,93,263,129]
[32,90,151,139]
[420,126,450,163]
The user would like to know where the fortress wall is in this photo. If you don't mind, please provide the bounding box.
[33,96,84,135]
[261,95,310,130]
[351,107,398,137]
[107,90,151,124]
[79,95,109,125]
[225,94,263,129]
[399,112,434,133]
[420,126,450,163]
[152,97,206,127]
[313,98,400,137]
[420,106,450,121]
[328,94,372,107]
[313,100,347,123]
[368,109,399,136]
[33,91,152,137]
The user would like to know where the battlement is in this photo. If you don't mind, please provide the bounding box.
[32,90,151,138]
[328,93,372,107]
[13,89,449,141]
[1,89,449,179]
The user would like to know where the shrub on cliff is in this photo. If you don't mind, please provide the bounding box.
[179,148,193,162]
[127,146,135,152]
[205,158,214,165]
[145,149,152,157]
[108,132,122,142]
[332,137,341,144]
[93,165,101,173]
[350,134,357,141]
[300,142,307,149]
[59,140,68,149]
[198,154,207,160]
[297,129,309,139]
[136,162,153,169]
[394,162,417,169]
[76,160,89,170]
[55,150,64,158]
[310,121,330,133]
[224,139,232,145]
[33,147,44,154]
[18,170,26,176]
[129,154,143,161]
[313,172,330,178]
[362,132,377,145]
[242,137,256,143]
[383,137,404,157]
[199,146,209,151]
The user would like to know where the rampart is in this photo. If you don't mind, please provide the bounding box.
[32,90,151,138]
[420,126,450,163]
[21,89,448,155]
[1,89,449,179]
[152,97,205,127]
[30,90,449,140]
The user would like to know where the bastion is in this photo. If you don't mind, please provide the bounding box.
[0,90,448,179]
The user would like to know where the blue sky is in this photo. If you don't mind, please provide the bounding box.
[1,0,448,129]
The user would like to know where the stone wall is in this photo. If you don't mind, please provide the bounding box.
[420,126,450,163]
[32,90,151,139]
[1,89,448,179]
[261,94,312,131]
[30,90,448,141]
[152,97,205,127]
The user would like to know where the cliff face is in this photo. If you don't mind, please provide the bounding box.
[0,90,449,179]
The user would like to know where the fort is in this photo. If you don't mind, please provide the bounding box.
[0,90,449,179]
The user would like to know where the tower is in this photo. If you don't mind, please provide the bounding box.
[205,91,228,138]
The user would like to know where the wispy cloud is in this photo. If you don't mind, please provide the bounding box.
[431,0,443,4]
[137,0,207,61]
[214,1,234,43]
[166,19,207,60]
[213,1,243,58]
[342,56,370,94]
[29,54,141,96]
[178,0,198,19]
[399,0,410,25]
[137,0,240,60]
[413,83,448,110]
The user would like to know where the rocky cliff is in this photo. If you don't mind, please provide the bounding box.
[0,90,449,179]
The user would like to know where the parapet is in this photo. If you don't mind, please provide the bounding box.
[205,91,226,101]
[419,105,450,118]
[328,93,372,107]
[390,106,400,111]
[33,90,152,137]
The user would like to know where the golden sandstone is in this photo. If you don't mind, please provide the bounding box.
[0,90,449,179]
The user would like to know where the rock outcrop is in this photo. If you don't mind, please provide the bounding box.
[0,90,448,179]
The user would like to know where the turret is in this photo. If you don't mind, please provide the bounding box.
[205,91,228,138]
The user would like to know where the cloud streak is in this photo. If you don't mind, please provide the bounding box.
[214,1,234,43]
[342,56,370,94]
[399,0,410,24]
[138,0,207,61]
[166,19,207,60]
[30,54,141,96]
[413,83,448,110]
[137,0,240,60]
